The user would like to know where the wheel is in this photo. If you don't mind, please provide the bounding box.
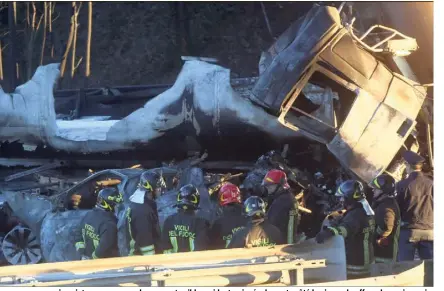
[2,226,42,265]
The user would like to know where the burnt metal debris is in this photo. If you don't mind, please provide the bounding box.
[1,150,346,264]
[0,3,433,268]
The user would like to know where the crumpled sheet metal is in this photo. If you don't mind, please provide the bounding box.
[0,61,302,153]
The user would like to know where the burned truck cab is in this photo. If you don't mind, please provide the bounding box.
[250,5,426,183]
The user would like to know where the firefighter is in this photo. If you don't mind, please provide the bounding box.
[75,187,122,260]
[161,184,210,253]
[210,182,248,249]
[369,174,401,263]
[396,151,433,261]
[315,180,375,279]
[125,171,166,256]
[260,169,300,244]
[228,196,284,248]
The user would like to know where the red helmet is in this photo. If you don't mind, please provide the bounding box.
[219,182,242,206]
[262,169,290,189]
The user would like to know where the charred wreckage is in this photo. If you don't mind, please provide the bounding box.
[0,4,433,267]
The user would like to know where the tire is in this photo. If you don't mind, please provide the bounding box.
[2,226,42,265]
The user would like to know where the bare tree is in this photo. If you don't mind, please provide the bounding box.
[40,2,48,65]
[13,2,17,25]
[71,2,83,78]
[25,2,44,80]
[86,1,92,78]
[8,2,17,90]
[60,3,77,78]
[49,2,55,58]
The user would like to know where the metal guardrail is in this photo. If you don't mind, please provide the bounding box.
[0,257,325,287]
[150,258,325,286]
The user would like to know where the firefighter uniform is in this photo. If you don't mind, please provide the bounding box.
[372,196,401,263]
[267,190,300,244]
[161,210,210,253]
[228,218,284,248]
[126,200,161,255]
[326,206,375,278]
[210,204,248,249]
[75,208,119,259]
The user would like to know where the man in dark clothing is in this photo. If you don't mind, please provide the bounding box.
[396,151,433,261]
[369,174,401,263]
[162,184,210,253]
[228,196,284,248]
[125,171,166,256]
[210,182,248,249]
[260,169,300,244]
[75,187,122,259]
[316,180,375,279]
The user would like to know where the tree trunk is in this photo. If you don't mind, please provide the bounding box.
[8,2,17,91]
[49,2,55,58]
[71,2,79,78]
[0,41,3,81]
[41,2,48,66]
[85,1,92,78]
[60,4,76,78]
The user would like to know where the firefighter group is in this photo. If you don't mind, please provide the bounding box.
[75,150,433,279]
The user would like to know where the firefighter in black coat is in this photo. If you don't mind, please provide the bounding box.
[210,182,248,249]
[228,196,284,248]
[316,180,375,279]
[125,171,166,256]
[396,151,433,261]
[162,184,210,253]
[260,169,300,244]
[75,187,122,259]
[369,174,401,263]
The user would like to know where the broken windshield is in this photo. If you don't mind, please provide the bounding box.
[283,70,358,141]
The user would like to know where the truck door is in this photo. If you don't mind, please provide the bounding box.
[327,78,421,183]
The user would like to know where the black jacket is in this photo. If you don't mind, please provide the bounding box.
[161,210,210,253]
[327,205,375,278]
[267,190,300,244]
[228,218,284,248]
[75,208,119,259]
[209,204,248,249]
[396,172,433,230]
[372,196,401,263]
[126,199,161,255]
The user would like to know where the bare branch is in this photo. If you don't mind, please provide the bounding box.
[36,14,44,31]
[76,2,83,14]
[13,2,17,25]
[8,1,17,89]
[40,2,48,65]
[49,1,54,58]
[0,40,3,80]
[71,2,80,78]
[60,5,76,77]
[16,62,19,80]
[1,43,9,52]
[86,1,92,77]
[32,2,36,30]
[75,56,83,70]
[53,12,61,22]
